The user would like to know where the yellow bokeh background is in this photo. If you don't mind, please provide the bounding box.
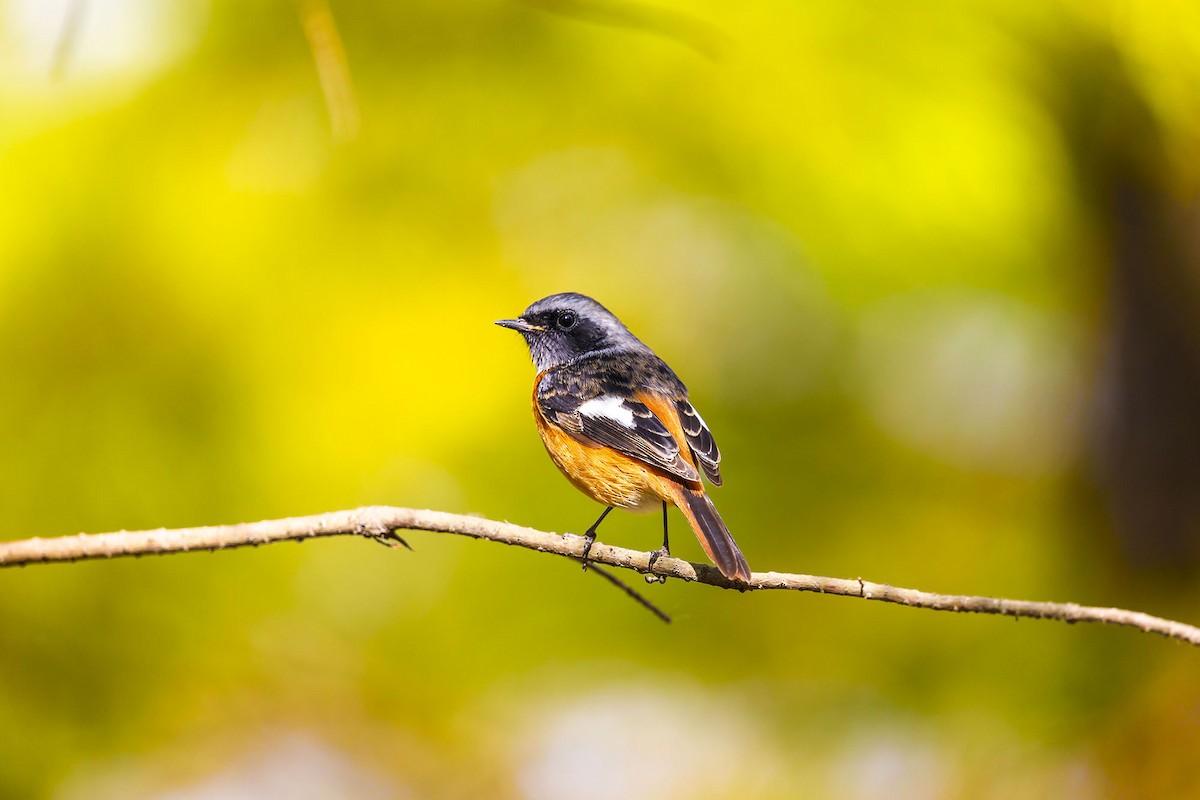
[2,1,1199,797]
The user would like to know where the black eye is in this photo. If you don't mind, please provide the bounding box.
[556,310,578,330]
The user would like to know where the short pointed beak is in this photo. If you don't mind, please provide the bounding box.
[495,318,542,333]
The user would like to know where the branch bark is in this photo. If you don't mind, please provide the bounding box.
[1,506,1196,647]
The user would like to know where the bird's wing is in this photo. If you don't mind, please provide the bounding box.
[675,399,722,486]
[537,382,701,484]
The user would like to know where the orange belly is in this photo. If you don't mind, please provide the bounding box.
[534,410,663,511]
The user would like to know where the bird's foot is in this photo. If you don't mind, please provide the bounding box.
[645,547,670,584]
[579,531,597,571]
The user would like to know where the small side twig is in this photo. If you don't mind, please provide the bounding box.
[1,506,1197,647]
[584,562,671,623]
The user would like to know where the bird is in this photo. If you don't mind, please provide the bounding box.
[496,292,751,582]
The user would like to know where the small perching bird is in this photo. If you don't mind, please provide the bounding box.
[496,292,751,582]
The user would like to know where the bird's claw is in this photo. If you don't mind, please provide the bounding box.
[645,547,670,583]
[579,532,597,571]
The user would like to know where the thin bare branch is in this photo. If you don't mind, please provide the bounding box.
[1,506,1196,646]
[294,0,360,142]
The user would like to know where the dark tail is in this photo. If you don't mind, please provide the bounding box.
[673,486,751,582]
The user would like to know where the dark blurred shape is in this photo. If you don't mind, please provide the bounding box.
[1100,185,1200,569]
[1048,41,1200,570]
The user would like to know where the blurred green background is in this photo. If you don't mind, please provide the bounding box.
[2,0,1199,797]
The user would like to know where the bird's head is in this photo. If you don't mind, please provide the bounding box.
[496,292,643,370]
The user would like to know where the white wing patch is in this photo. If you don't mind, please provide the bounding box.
[577,395,635,428]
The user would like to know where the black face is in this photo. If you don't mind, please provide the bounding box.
[496,292,644,370]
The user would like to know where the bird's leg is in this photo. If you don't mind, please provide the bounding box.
[580,506,613,570]
[646,502,671,582]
